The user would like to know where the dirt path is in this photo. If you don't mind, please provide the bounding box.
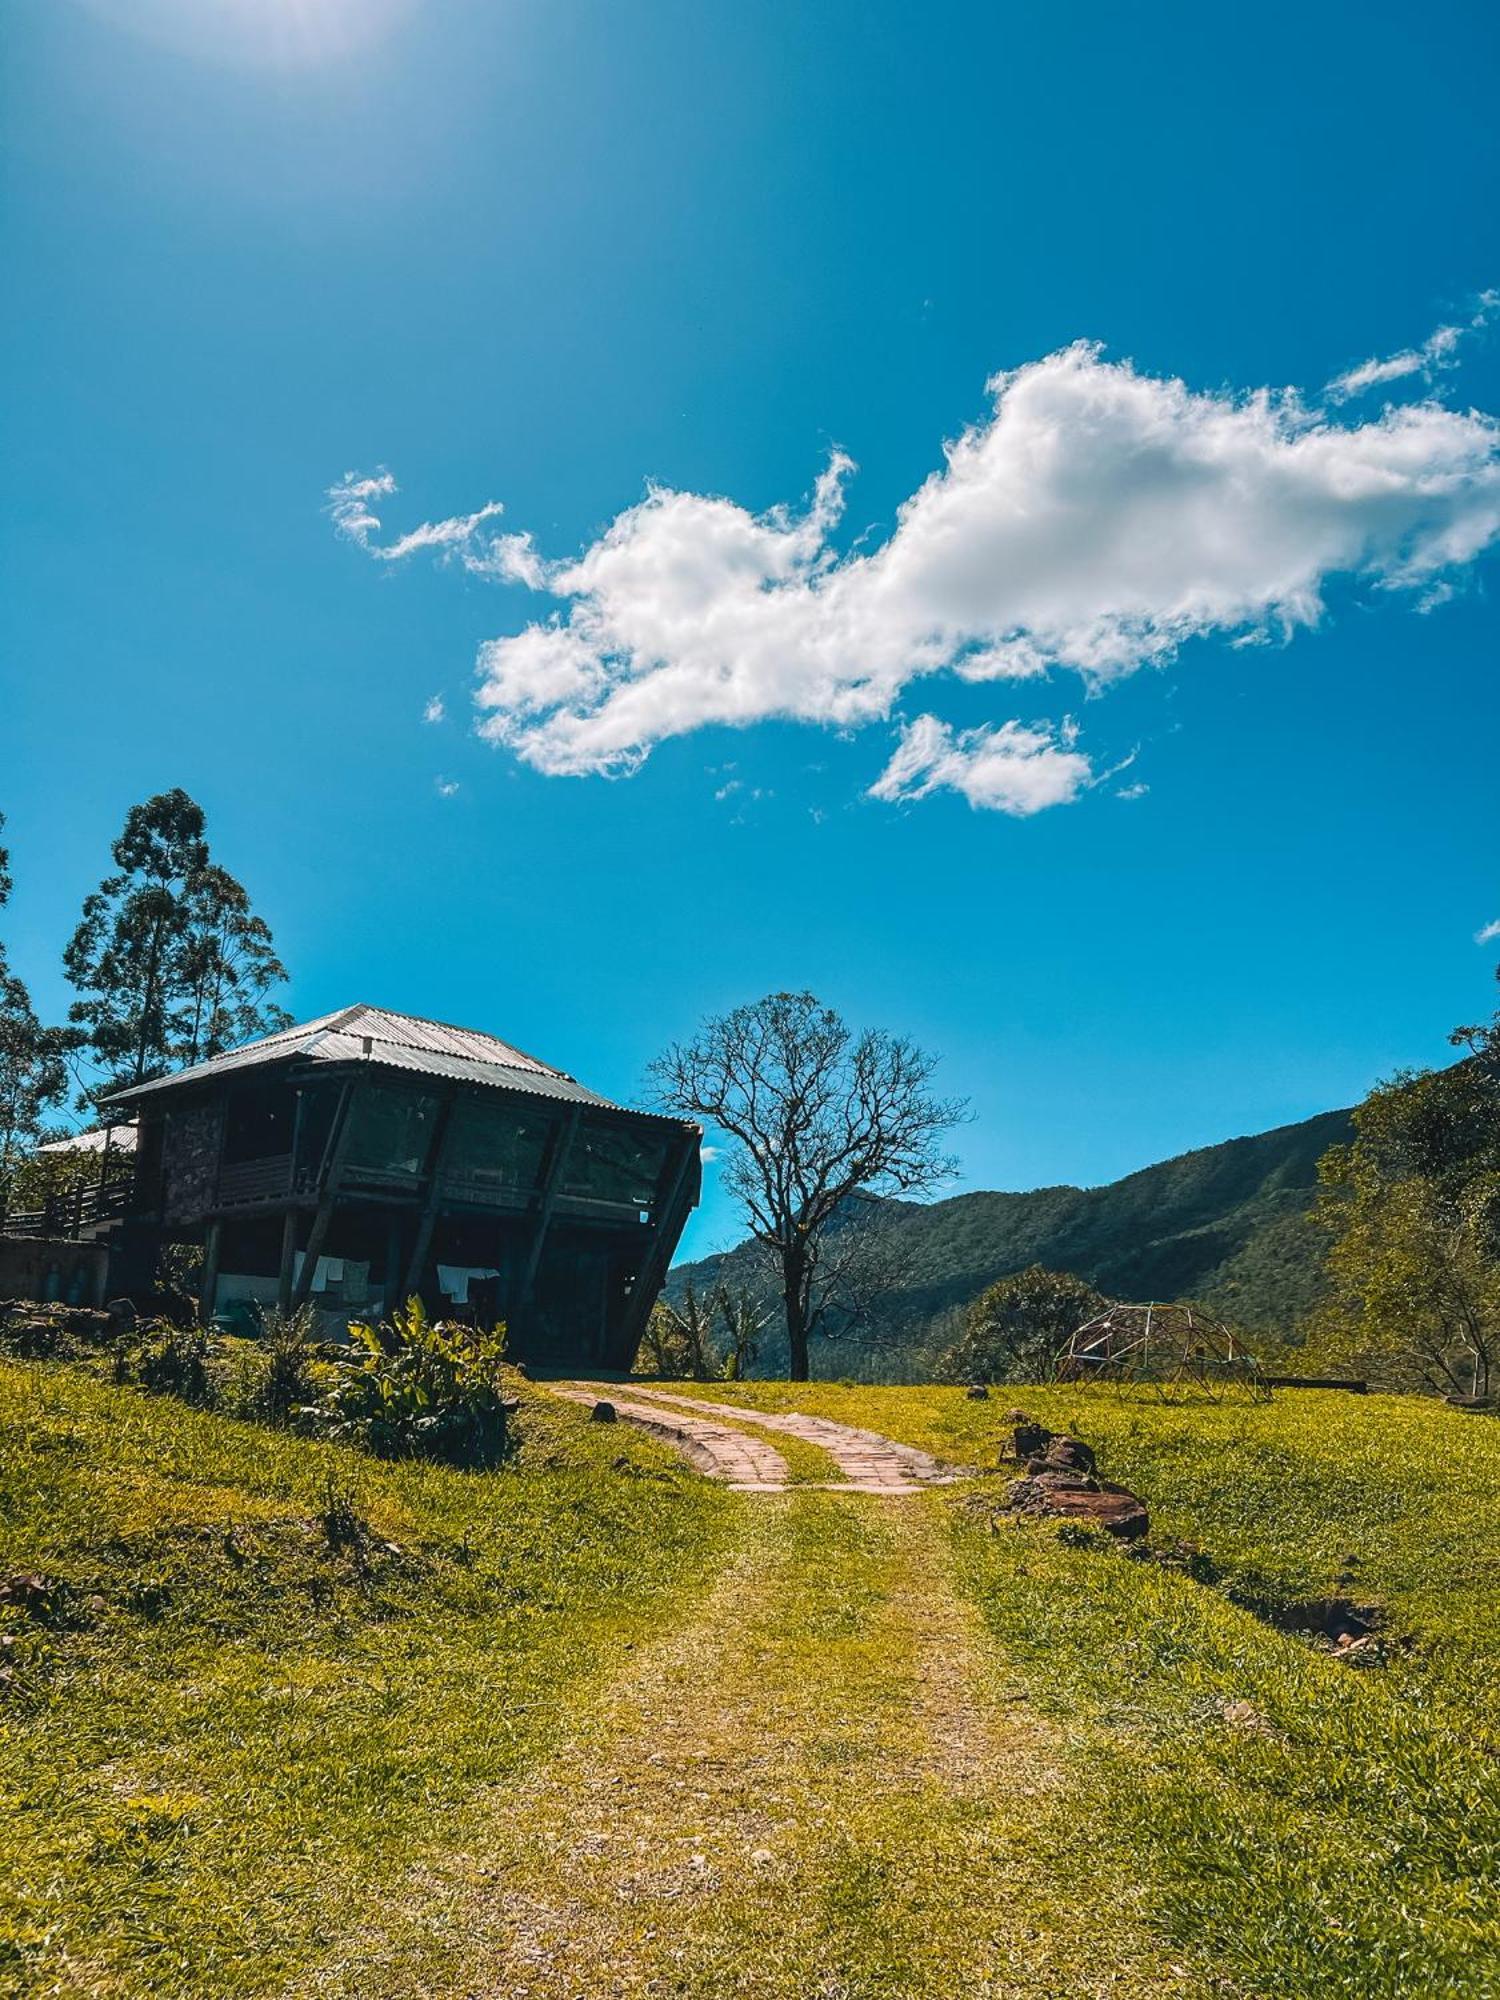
[298,1494,1176,2000]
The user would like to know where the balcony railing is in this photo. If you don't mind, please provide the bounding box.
[215,1154,295,1207]
[0,1175,136,1242]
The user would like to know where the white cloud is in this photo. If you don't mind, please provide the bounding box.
[423,694,446,725]
[1477,919,1500,945]
[1328,292,1498,401]
[334,337,1500,812]
[1116,781,1150,801]
[869,714,1093,816]
[434,776,460,798]
[328,469,543,587]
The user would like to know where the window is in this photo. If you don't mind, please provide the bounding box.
[444,1095,549,1192]
[562,1117,670,1208]
[342,1086,438,1177]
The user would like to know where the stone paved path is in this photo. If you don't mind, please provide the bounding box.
[548,1386,793,1490]
[613,1386,971,1492]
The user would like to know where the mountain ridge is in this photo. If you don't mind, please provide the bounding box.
[668,1104,1353,1369]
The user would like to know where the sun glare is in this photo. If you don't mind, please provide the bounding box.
[76,0,418,70]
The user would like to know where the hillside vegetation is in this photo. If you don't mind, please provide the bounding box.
[671,1105,1353,1366]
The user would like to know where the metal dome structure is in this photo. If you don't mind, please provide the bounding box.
[1056,1300,1271,1402]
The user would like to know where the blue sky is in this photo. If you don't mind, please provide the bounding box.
[3,0,1498,1258]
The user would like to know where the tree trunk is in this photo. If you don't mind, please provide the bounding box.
[781,1248,811,1381]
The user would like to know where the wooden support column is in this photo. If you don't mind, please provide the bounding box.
[518,1107,581,1309]
[383,1215,404,1315]
[275,1208,299,1313]
[198,1219,223,1324]
[289,1078,359,1313]
[399,1091,459,1308]
[616,1129,700,1360]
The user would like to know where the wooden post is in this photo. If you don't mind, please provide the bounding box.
[383,1215,404,1316]
[275,1209,299,1313]
[399,1091,460,1308]
[518,1107,580,1309]
[615,1129,700,1360]
[289,1200,335,1311]
[288,1079,361,1312]
[198,1219,223,1324]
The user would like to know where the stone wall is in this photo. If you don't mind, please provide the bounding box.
[0,1236,111,1309]
[162,1100,224,1224]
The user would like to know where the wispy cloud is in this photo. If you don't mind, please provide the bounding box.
[333,334,1500,813]
[423,694,446,725]
[434,776,460,799]
[328,469,544,586]
[1328,291,1498,402]
[1477,919,1500,945]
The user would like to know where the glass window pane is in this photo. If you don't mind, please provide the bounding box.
[444,1095,549,1191]
[343,1086,438,1176]
[562,1117,670,1207]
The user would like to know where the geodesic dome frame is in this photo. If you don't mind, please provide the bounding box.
[1056,1300,1271,1402]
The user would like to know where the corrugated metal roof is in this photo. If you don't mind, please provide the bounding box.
[38,1125,139,1155]
[101,1003,683,1124]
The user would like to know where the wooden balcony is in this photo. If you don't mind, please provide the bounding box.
[215,1154,295,1208]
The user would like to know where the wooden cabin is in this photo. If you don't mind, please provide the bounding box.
[102,1005,700,1373]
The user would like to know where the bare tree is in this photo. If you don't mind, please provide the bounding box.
[651,992,963,1380]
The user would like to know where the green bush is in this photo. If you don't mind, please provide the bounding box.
[128,1323,221,1407]
[936,1264,1108,1383]
[304,1298,514,1468]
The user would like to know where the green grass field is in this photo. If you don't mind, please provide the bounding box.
[3,1362,1497,1998]
[0,1361,733,1997]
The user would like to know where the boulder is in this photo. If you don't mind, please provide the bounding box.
[1007,1472,1149,1540]
[589,1399,617,1424]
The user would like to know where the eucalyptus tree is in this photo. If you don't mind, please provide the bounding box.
[64,789,290,1100]
[652,991,962,1381]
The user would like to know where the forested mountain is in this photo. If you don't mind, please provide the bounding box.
[668,1106,1353,1367]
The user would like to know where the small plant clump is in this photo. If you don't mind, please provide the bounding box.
[303,1298,516,1468]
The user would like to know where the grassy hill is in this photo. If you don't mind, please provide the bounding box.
[670,1104,1353,1365]
[0,1360,731,1997]
[4,1358,1496,1997]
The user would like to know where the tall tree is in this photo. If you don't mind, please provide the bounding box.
[0,812,71,1197]
[178,864,291,1066]
[1312,971,1500,1399]
[64,790,290,1099]
[651,991,962,1380]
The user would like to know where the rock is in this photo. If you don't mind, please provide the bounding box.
[589,1399,617,1424]
[1004,1413,1054,1462]
[964,1383,989,1400]
[105,1297,137,1328]
[1027,1434,1096,1478]
[1006,1472,1149,1540]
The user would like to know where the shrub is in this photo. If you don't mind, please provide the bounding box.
[255,1304,320,1425]
[304,1298,514,1468]
[937,1265,1108,1384]
[130,1323,221,1407]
